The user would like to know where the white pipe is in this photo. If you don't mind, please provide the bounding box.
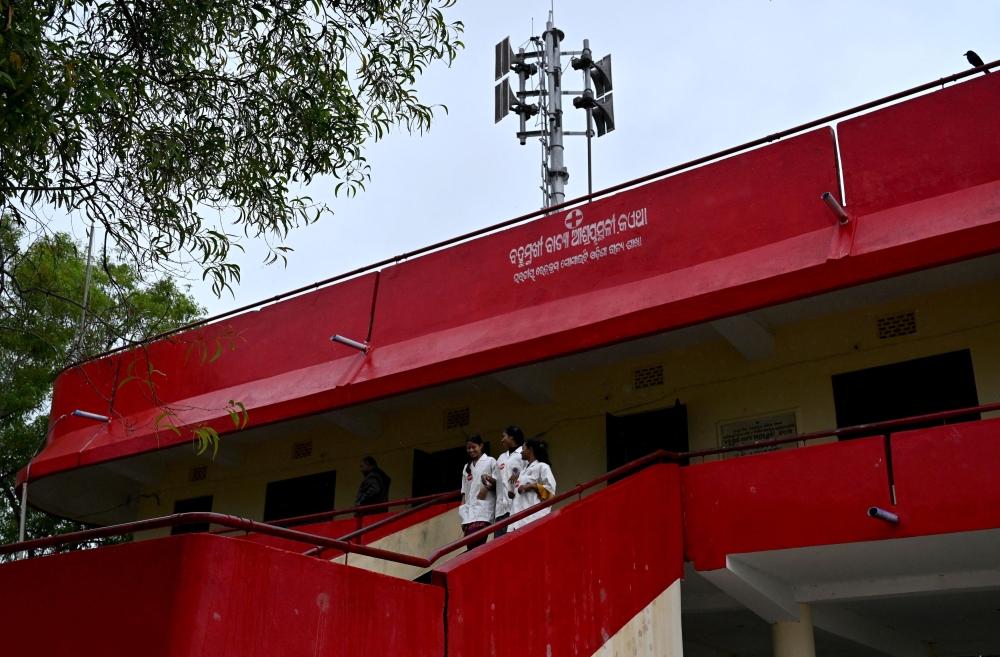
[868,507,899,523]
[72,410,110,422]
[18,478,30,544]
[330,335,369,353]
[18,410,110,553]
[821,192,849,225]
[73,221,97,355]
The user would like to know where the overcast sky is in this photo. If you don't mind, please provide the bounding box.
[84,1,1000,315]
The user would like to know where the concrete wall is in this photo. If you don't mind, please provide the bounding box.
[0,533,445,657]
[329,507,465,581]
[135,275,1000,529]
[435,464,685,657]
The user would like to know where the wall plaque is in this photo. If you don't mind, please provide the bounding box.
[719,412,797,457]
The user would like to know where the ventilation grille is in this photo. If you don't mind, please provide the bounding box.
[189,465,208,482]
[634,365,664,389]
[444,407,471,429]
[292,440,313,460]
[877,311,917,340]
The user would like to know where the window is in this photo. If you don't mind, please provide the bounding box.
[831,349,979,439]
[263,470,337,522]
[171,495,213,535]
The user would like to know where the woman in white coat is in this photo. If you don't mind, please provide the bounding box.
[510,438,556,531]
[458,434,498,550]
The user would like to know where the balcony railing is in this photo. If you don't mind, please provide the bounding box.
[5,401,1000,566]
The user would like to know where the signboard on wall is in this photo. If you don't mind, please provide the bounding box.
[719,412,797,457]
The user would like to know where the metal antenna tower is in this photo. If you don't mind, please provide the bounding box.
[495,12,615,209]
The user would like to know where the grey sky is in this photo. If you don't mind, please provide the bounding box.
[109,1,1000,314]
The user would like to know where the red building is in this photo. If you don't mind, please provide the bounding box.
[4,70,1000,657]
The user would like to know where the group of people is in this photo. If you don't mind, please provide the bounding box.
[458,426,556,550]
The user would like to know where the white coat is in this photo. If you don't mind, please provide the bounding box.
[494,446,524,518]
[510,460,556,530]
[459,455,498,525]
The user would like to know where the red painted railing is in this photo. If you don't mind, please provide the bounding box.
[683,400,1000,459]
[210,490,460,534]
[6,401,998,565]
[301,490,461,557]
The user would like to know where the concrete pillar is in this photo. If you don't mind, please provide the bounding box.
[772,603,816,657]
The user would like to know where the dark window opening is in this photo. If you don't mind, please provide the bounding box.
[412,443,491,498]
[263,470,337,522]
[606,402,689,482]
[171,495,214,535]
[831,349,980,439]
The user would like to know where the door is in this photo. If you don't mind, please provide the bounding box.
[412,443,491,497]
[171,495,214,535]
[262,470,337,522]
[831,349,980,439]
[606,402,689,482]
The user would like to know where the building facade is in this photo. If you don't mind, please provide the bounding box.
[5,70,1000,657]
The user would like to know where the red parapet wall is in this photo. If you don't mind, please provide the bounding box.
[433,464,684,657]
[682,438,896,571]
[239,502,460,556]
[839,72,1000,216]
[33,273,378,478]
[349,129,841,403]
[238,515,362,556]
[890,416,1000,536]
[31,74,1000,495]
[371,129,839,346]
[0,533,444,657]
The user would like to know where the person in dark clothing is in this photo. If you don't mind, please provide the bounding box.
[355,456,391,515]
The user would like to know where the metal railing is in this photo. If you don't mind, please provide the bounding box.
[683,400,1000,460]
[301,490,461,557]
[0,513,428,566]
[209,490,460,534]
[5,401,998,565]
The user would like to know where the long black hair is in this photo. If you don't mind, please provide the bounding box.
[524,437,551,465]
[465,434,484,475]
[503,425,525,446]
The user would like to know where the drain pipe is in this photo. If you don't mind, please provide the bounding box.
[19,410,110,550]
[330,335,369,353]
[867,507,899,523]
[821,192,849,225]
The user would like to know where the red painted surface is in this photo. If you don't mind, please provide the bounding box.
[890,417,1000,536]
[840,72,1000,216]
[239,502,459,556]
[684,418,1000,571]
[30,273,377,480]
[25,76,1000,498]
[682,438,895,571]
[239,515,361,555]
[434,464,684,657]
[0,533,444,657]
[373,130,838,345]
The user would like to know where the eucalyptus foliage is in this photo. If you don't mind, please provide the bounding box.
[0,0,463,295]
[0,219,201,554]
